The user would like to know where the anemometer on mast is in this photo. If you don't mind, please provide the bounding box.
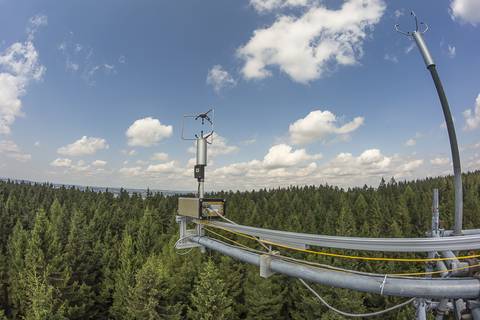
[176,109,226,249]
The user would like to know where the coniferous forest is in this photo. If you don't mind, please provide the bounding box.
[1,172,480,319]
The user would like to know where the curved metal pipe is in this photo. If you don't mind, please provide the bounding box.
[207,221,480,252]
[427,64,463,236]
[192,236,480,299]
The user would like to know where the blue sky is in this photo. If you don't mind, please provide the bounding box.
[0,0,479,191]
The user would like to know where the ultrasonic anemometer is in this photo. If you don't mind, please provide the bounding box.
[176,108,226,250]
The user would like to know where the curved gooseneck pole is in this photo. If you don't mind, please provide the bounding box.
[395,12,463,235]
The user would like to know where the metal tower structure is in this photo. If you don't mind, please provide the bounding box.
[175,13,480,319]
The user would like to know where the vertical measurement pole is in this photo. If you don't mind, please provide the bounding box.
[411,30,463,235]
[432,189,440,236]
[196,135,207,198]
[396,13,463,235]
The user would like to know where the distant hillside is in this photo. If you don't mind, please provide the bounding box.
[0,177,189,197]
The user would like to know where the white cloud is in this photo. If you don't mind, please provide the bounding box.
[50,158,72,167]
[394,9,404,18]
[447,45,456,58]
[211,143,321,187]
[405,43,415,54]
[126,117,173,147]
[146,161,182,174]
[92,160,107,167]
[206,65,236,93]
[238,0,386,83]
[263,144,321,169]
[321,149,391,178]
[250,0,311,13]
[26,14,48,40]
[289,110,364,144]
[151,152,169,161]
[122,149,137,156]
[0,140,32,162]
[211,147,401,189]
[397,159,423,173]
[57,136,109,156]
[463,94,480,131]
[119,166,143,177]
[0,41,45,134]
[58,35,118,85]
[405,138,416,147]
[430,157,450,166]
[188,133,239,158]
[384,53,398,63]
[450,0,480,25]
[34,141,40,147]
[242,137,257,145]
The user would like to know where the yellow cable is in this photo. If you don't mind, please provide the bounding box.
[203,226,480,277]
[201,221,480,263]
[204,227,255,251]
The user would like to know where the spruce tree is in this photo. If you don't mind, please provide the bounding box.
[188,259,233,320]
[23,210,66,319]
[127,255,180,319]
[111,232,137,319]
[7,221,28,317]
[244,268,286,320]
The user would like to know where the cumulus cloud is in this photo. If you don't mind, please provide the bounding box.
[405,138,416,147]
[146,161,183,174]
[463,94,480,131]
[208,146,429,190]
[250,0,312,13]
[0,140,31,162]
[50,158,111,177]
[397,159,423,173]
[320,149,391,180]
[238,0,385,83]
[151,152,169,161]
[430,157,450,166]
[212,143,321,186]
[289,110,364,144]
[263,144,321,169]
[57,136,109,156]
[119,166,143,177]
[450,0,480,25]
[206,65,236,93]
[92,160,107,167]
[188,133,239,158]
[121,149,137,156]
[126,117,173,147]
[0,41,45,134]
[50,158,72,167]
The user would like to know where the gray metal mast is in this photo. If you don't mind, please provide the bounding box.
[395,12,463,235]
[181,109,214,199]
